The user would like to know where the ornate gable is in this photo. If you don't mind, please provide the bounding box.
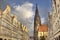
[3,5,11,14]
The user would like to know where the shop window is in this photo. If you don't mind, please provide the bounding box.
[0,38,2,40]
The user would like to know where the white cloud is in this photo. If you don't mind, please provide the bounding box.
[41,17,48,24]
[12,2,34,36]
[13,2,34,19]
[41,18,45,24]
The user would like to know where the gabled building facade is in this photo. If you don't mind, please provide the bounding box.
[48,0,60,40]
[0,5,29,40]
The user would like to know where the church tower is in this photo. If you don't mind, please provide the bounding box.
[34,4,41,40]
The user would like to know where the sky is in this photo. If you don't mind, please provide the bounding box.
[0,0,52,36]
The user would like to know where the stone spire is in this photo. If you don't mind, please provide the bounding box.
[34,4,41,26]
[34,4,41,40]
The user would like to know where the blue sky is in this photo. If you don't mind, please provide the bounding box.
[0,0,52,36]
[6,0,52,18]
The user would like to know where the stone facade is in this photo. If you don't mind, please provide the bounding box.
[48,0,60,40]
[0,5,29,40]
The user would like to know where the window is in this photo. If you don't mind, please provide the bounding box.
[13,19,17,25]
[5,15,9,19]
[59,0,60,1]
[57,20,59,22]
[58,10,59,13]
[52,7,54,12]
[0,38,2,40]
[59,17,60,19]
[59,36,60,40]
[58,5,59,8]
[2,21,6,26]
[57,4,60,13]
[54,38,56,40]
[8,39,11,40]
[53,0,56,7]
[4,39,7,40]
[56,37,58,40]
